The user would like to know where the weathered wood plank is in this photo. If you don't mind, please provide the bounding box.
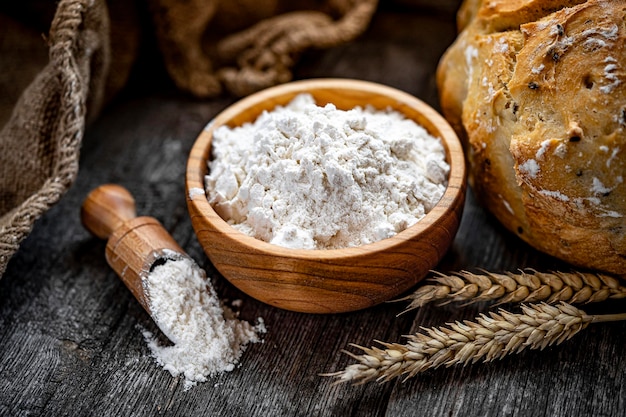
[1,6,625,417]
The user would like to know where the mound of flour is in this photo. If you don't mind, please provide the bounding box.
[142,254,265,390]
[206,93,449,250]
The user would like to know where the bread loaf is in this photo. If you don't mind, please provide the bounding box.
[437,0,626,275]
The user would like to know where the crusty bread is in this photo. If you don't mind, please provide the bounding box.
[437,0,626,275]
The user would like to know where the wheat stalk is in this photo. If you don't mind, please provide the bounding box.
[325,302,626,385]
[398,269,626,312]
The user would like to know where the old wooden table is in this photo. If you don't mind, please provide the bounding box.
[1,5,625,417]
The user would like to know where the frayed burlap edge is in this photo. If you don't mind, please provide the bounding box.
[0,0,110,277]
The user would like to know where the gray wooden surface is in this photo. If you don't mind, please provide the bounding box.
[2,5,626,417]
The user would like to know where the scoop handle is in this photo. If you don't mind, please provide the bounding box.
[80,184,187,317]
[81,184,137,239]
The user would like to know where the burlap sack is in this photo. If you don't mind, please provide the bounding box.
[0,0,378,277]
[150,0,379,97]
[0,0,111,277]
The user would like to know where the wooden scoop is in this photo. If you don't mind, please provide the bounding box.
[81,184,189,316]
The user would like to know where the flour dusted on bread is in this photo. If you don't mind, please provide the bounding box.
[437,0,626,275]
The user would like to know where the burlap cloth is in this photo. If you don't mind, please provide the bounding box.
[0,0,385,277]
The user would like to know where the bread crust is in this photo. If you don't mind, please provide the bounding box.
[437,0,626,275]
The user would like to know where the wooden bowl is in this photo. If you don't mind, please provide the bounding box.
[186,79,466,314]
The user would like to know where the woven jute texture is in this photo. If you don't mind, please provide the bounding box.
[0,0,110,277]
[151,0,379,97]
[0,0,378,277]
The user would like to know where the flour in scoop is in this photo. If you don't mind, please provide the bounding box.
[142,252,265,390]
[206,93,449,250]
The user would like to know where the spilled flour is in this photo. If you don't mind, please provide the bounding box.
[141,252,265,390]
[206,93,449,249]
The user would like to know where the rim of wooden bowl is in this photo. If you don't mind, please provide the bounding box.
[186,78,466,313]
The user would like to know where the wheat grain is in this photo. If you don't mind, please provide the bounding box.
[325,302,626,385]
[399,269,626,311]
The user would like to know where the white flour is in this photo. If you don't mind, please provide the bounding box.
[142,253,265,390]
[206,93,449,250]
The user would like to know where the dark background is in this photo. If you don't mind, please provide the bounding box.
[1,1,625,416]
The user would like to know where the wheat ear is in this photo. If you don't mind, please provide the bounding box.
[324,302,626,385]
[398,269,626,311]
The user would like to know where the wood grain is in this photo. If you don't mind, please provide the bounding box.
[186,79,466,313]
[81,184,137,239]
[1,7,625,417]
[81,184,187,315]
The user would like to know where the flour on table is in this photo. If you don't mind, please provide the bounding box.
[142,252,265,390]
[205,93,449,250]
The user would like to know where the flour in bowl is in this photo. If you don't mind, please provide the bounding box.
[205,93,449,250]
